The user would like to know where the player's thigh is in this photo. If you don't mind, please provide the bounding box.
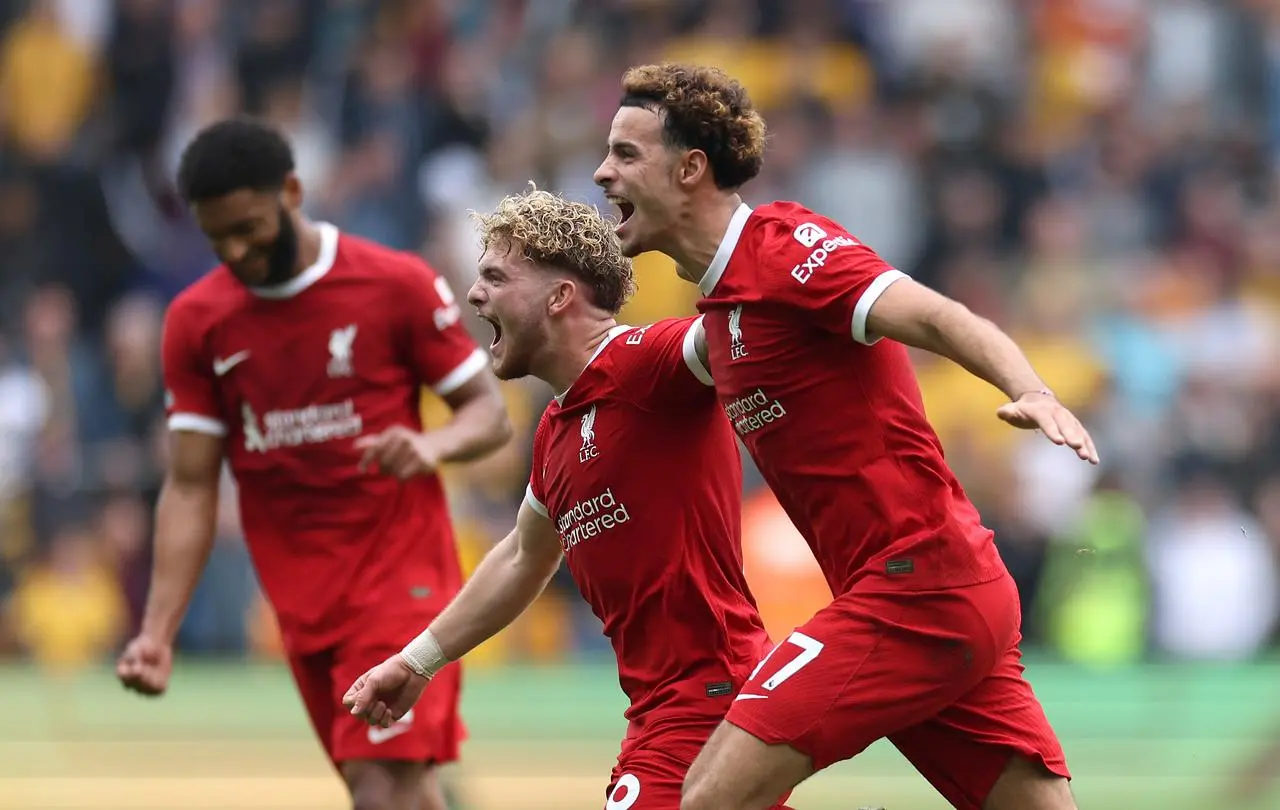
[681,721,804,810]
[285,648,338,757]
[330,634,466,765]
[611,740,793,810]
[723,579,1014,773]
[890,641,1072,810]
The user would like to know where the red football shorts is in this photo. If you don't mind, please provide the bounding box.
[606,728,793,810]
[725,572,1069,810]
[287,632,464,766]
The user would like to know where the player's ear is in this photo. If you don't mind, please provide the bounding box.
[545,278,576,317]
[677,149,708,189]
[281,172,303,210]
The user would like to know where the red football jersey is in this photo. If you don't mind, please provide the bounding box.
[525,317,771,734]
[696,202,1007,595]
[162,223,487,652]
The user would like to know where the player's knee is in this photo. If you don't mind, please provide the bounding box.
[349,778,396,810]
[343,760,422,810]
[983,755,1075,810]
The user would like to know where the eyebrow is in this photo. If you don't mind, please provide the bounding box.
[205,217,261,238]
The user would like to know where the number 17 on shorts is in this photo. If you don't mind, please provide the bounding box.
[736,631,825,700]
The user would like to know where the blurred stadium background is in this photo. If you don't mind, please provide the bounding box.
[2,0,1280,808]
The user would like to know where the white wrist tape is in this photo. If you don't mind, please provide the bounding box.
[399,628,449,679]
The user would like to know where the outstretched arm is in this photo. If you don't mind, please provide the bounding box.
[415,496,562,664]
[343,497,563,725]
[865,278,1099,463]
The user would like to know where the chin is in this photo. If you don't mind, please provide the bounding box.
[490,357,516,381]
[619,230,650,258]
[491,353,527,382]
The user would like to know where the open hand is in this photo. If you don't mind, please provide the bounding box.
[996,391,1099,464]
[342,655,428,728]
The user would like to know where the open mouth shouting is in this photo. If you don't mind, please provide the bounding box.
[607,195,635,234]
[479,312,503,353]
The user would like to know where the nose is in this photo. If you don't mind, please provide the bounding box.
[220,238,251,266]
[593,158,613,189]
[466,279,485,308]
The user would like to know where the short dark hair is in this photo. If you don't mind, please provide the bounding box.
[620,64,766,190]
[176,118,295,203]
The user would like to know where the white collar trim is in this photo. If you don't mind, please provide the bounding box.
[553,324,632,405]
[697,203,753,296]
[249,222,339,299]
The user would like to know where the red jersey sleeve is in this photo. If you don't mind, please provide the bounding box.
[525,407,552,519]
[396,257,489,395]
[757,206,909,346]
[161,296,227,436]
[612,316,715,410]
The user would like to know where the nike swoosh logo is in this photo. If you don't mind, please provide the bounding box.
[734,693,768,701]
[213,351,250,376]
[367,708,415,744]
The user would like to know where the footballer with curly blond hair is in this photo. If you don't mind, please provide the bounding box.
[594,64,1088,810]
[345,186,794,810]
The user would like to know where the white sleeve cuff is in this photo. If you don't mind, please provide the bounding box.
[851,269,908,345]
[168,413,227,436]
[524,484,549,518]
[432,348,488,395]
[681,316,714,385]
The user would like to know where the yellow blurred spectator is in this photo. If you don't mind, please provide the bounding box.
[618,252,699,325]
[8,525,126,671]
[660,0,871,114]
[0,0,97,160]
[1028,0,1143,145]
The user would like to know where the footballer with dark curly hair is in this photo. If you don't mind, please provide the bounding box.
[595,64,1091,810]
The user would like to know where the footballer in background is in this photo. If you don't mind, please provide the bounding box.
[595,64,1096,810]
[344,187,794,810]
[116,119,512,810]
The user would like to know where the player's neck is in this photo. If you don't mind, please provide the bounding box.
[539,318,618,398]
[667,193,743,285]
[291,218,323,278]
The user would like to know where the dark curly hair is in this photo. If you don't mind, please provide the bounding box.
[619,64,767,190]
[177,118,295,203]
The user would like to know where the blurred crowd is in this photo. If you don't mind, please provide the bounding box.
[1,0,1279,673]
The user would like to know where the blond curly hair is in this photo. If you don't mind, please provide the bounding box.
[620,64,767,190]
[472,186,636,314]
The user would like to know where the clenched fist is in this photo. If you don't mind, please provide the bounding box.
[343,655,428,729]
[117,635,174,697]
